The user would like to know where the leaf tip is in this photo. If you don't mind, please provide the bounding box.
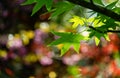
[95,37,100,46]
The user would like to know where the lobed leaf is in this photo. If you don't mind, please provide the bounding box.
[45,0,53,11]
[31,0,45,16]
[69,16,85,28]
[49,31,85,56]
[51,1,74,17]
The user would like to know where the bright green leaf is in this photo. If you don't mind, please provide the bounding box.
[49,31,84,55]
[72,43,80,53]
[87,17,105,27]
[69,16,85,28]
[104,34,110,41]
[95,37,100,46]
[61,43,71,56]
[67,66,79,75]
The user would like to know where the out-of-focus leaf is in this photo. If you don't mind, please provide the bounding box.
[89,29,106,46]
[61,43,71,56]
[72,43,80,53]
[69,16,85,28]
[102,18,118,29]
[104,34,110,41]
[21,0,37,5]
[95,37,100,46]
[67,66,79,76]
[113,7,120,14]
[45,0,53,11]
[31,0,45,16]
[93,0,104,6]
[51,1,74,18]
[49,31,85,56]
[87,17,105,27]
[22,0,53,16]
[106,0,119,9]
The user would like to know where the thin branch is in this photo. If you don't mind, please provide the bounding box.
[89,26,120,33]
[89,26,104,33]
[106,30,120,33]
[67,0,120,21]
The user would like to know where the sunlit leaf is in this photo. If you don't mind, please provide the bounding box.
[69,16,85,28]
[61,43,71,56]
[104,34,110,41]
[87,17,105,27]
[73,43,80,53]
[95,37,100,46]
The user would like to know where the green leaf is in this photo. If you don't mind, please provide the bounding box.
[73,43,80,53]
[67,66,79,76]
[21,0,37,5]
[104,34,110,41]
[31,0,45,16]
[49,31,84,56]
[51,1,74,17]
[69,16,85,28]
[87,17,105,27]
[95,37,100,46]
[113,7,120,14]
[45,0,53,11]
[94,32,103,39]
[61,43,71,56]
[106,0,118,9]
[22,0,53,16]
[93,0,104,6]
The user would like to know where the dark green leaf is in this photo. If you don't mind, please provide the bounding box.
[106,0,118,10]
[93,0,104,6]
[113,7,120,14]
[21,0,37,5]
[51,1,74,17]
[31,0,45,16]
[45,0,53,11]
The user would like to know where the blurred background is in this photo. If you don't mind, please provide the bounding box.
[0,0,120,78]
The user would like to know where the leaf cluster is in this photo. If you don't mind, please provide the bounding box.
[21,0,120,55]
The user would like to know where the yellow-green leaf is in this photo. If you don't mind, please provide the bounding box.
[95,37,100,46]
[104,34,110,41]
[69,16,85,28]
